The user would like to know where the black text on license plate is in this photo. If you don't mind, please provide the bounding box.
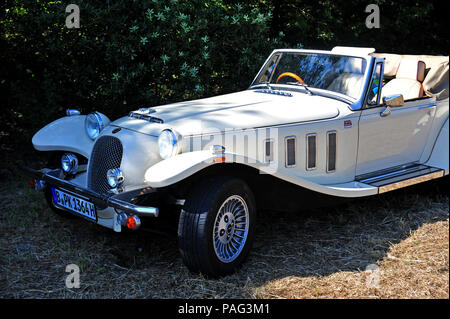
[51,188,97,221]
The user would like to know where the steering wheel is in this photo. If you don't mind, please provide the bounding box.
[276,72,305,85]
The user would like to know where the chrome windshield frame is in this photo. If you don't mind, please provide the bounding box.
[249,49,376,111]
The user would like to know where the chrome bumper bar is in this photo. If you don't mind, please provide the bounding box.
[23,167,159,217]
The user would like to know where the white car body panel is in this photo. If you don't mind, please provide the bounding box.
[425,117,449,174]
[111,90,342,137]
[32,113,110,159]
[356,98,437,176]
[420,98,449,164]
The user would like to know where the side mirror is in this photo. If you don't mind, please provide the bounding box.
[380,94,404,117]
[383,94,404,107]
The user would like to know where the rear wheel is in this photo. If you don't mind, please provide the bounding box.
[178,177,256,277]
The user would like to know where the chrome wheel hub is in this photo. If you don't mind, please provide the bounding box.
[213,195,249,263]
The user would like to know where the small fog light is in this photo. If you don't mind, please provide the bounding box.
[107,168,124,188]
[61,153,79,174]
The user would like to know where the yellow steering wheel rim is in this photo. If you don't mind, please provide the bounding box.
[276,72,305,85]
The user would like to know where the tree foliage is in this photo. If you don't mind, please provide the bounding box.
[0,0,447,150]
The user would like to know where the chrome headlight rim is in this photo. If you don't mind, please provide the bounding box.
[85,112,104,140]
[106,168,124,188]
[158,129,179,159]
[61,153,79,174]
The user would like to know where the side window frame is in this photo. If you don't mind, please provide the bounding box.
[363,58,385,109]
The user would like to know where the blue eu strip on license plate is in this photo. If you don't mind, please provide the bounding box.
[51,187,97,221]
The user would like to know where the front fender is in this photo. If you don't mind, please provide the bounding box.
[144,150,237,187]
[32,113,110,158]
[144,151,378,198]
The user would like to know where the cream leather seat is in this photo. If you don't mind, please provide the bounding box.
[381,59,426,101]
[327,59,366,98]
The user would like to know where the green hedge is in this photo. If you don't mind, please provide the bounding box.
[1,0,288,148]
[1,0,446,152]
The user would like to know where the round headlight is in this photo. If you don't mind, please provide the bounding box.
[158,129,179,159]
[85,112,104,140]
[107,168,124,188]
[61,153,78,174]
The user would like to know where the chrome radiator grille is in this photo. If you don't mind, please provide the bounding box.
[87,135,123,193]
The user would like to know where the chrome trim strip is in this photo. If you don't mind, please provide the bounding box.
[93,111,104,131]
[362,58,384,108]
[306,133,317,171]
[356,163,418,182]
[378,170,444,194]
[417,103,436,110]
[268,53,282,84]
[326,130,337,173]
[359,169,407,183]
[285,136,297,168]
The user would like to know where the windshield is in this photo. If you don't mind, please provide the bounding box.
[253,52,367,99]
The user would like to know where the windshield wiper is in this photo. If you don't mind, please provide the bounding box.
[256,81,274,91]
[286,82,314,95]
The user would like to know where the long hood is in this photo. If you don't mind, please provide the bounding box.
[111,90,344,136]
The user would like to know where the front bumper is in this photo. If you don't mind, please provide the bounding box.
[23,167,159,218]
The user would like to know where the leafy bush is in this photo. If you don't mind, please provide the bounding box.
[1,0,446,152]
[1,0,286,148]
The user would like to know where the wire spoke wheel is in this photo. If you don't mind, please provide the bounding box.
[213,195,249,263]
[178,177,256,277]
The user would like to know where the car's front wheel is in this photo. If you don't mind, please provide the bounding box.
[178,177,256,277]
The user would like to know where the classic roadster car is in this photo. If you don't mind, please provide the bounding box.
[26,47,449,277]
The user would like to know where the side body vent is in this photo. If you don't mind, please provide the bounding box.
[327,131,337,172]
[285,136,296,167]
[306,133,317,170]
[264,139,274,163]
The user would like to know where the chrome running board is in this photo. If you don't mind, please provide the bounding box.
[357,164,445,194]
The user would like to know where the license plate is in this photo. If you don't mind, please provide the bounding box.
[51,187,97,222]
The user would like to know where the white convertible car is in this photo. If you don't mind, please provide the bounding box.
[26,47,449,277]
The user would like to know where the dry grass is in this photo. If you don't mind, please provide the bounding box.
[0,165,448,299]
[253,220,448,299]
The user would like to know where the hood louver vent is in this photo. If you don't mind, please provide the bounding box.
[255,90,293,97]
[128,111,164,124]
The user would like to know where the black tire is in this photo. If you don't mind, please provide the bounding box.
[178,176,256,277]
[44,186,77,219]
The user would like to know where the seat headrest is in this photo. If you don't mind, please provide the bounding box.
[343,58,367,74]
[396,59,426,82]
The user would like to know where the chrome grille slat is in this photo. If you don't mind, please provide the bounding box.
[88,136,123,193]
